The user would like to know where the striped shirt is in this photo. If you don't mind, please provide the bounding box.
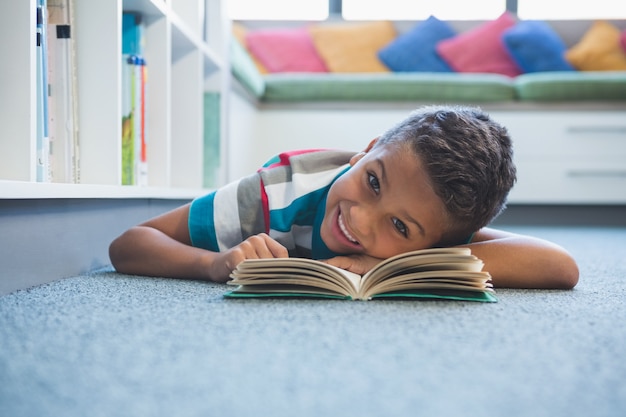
[188,149,355,259]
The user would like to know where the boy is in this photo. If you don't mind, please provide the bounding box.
[109,105,579,289]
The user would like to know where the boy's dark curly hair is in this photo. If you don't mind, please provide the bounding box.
[375,105,517,245]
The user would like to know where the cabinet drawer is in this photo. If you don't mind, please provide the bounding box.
[509,158,626,204]
[499,112,626,158]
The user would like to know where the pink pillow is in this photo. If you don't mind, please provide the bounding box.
[245,27,328,73]
[621,29,626,52]
[436,12,522,77]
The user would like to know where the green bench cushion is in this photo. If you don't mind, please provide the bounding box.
[515,71,626,101]
[261,73,516,102]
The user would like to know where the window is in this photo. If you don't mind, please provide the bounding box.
[227,0,329,20]
[517,0,626,19]
[341,0,506,20]
[226,0,626,21]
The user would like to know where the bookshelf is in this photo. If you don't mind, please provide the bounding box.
[0,0,229,199]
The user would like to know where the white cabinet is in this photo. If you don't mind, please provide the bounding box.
[229,104,626,205]
[497,111,626,204]
[0,0,228,198]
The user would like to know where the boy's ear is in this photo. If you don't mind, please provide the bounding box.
[350,137,379,166]
[364,137,379,152]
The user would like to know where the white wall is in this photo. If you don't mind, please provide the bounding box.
[227,93,261,181]
[228,99,414,177]
[227,96,626,204]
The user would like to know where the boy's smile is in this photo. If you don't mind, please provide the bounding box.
[337,210,358,244]
[333,206,362,249]
[320,139,449,259]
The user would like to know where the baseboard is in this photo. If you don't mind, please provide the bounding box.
[0,198,188,295]
[494,204,626,227]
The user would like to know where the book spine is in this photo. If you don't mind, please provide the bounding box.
[203,92,221,188]
[121,13,147,186]
[48,24,74,183]
[46,0,79,183]
[46,24,58,181]
[68,0,80,183]
[136,57,148,186]
[36,0,51,182]
[121,55,136,185]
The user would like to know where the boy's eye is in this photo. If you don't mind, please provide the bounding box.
[393,218,408,237]
[368,172,380,194]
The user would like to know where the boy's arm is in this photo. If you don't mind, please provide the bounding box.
[463,227,579,289]
[108,204,288,282]
[325,227,579,290]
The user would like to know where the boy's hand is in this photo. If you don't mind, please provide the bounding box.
[209,233,288,282]
[324,254,384,276]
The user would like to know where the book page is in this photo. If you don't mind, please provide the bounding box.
[361,270,492,299]
[363,270,493,298]
[230,258,362,296]
[361,248,479,287]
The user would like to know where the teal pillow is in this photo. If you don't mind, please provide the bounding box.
[378,16,455,72]
[502,20,574,73]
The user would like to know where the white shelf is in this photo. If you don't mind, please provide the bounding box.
[0,180,209,200]
[0,0,228,197]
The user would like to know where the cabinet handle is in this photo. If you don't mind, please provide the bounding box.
[566,126,626,135]
[566,170,626,178]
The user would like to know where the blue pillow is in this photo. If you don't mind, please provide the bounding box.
[502,20,575,73]
[378,16,456,72]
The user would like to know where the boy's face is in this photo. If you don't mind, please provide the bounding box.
[321,139,449,259]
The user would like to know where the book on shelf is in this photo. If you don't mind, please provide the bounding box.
[47,0,80,183]
[226,247,497,302]
[121,13,148,186]
[136,56,148,187]
[36,0,51,182]
[203,92,221,188]
[121,55,148,186]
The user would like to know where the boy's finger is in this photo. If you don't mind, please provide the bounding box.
[323,256,354,270]
[324,255,381,275]
[262,234,289,258]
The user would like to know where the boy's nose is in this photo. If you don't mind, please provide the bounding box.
[348,204,377,238]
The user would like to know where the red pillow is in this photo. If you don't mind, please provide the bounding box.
[246,27,328,73]
[436,12,522,77]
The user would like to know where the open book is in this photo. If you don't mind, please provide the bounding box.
[225,247,496,302]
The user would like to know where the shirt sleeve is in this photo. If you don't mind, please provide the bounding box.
[188,172,265,251]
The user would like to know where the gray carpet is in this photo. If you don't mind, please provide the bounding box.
[1,226,625,417]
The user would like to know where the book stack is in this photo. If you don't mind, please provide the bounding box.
[121,12,148,186]
[36,4,149,185]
